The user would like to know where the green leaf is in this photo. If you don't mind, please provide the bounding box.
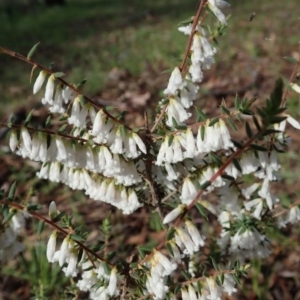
[250,144,268,151]
[196,107,208,121]
[252,116,261,131]
[107,251,116,261]
[245,122,252,138]
[45,115,52,128]
[76,79,87,88]
[208,117,219,127]
[215,276,222,286]
[37,220,45,235]
[129,262,138,268]
[49,62,55,70]
[269,116,286,124]
[178,17,193,26]
[120,125,127,137]
[221,174,235,181]
[234,95,240,110]
[174,284,181,295]
[54,72,65,78]
[256,107,268,119]
[284,56,298,64]
[130,271,141,280]
[58,114,68,121]
[182,269,191,280]
[232,273,241,286]
[103,262,111,275]
[175,124,187,130]
[269,78,284,111]
[200,125,205,141]
[8,181,17,200]
[226,117,237,131]
[160,98,169,105]
[166,227,175,241]
[58,124,67,133]
[231,139,243,149]
[244,97,257,109]
[220,272,225,284]
[195,203,208,219]
[210,256,219,271]
[52,212,65,223]
[262,129,281,136]
[70,234,85,242]
[138,247,145,259]
[240,108,255,115]
[27,204,41,211]
[77,248,84,263]
[220,105,230,115]
[168,135,174,147]
[79,95,85,106]
[201,181,211,190]
[232,158,242,172]
[139,244,154,253]
[166,242,174,256]
[27,42,40,59]
[3,210,16,223]
[24,110,34,126]
[172,117,178,128]
[209,153,223,166]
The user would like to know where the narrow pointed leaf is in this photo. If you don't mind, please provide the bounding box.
[27,42,40,59]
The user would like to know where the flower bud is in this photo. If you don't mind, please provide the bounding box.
[59,235,70,267]
[9,130,18,152]
[33,70,47,94]
[48,201,57,220]
[163,204,186,224]
[46,230,57,262]
[291,82,300,94]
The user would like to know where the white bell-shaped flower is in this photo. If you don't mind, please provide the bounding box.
[164,66,186,95]
[207,0,229,24]
[46,231,57,262]
[42,74,55,105]
[33,70,47,94]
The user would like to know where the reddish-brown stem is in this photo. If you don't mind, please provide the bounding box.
[0,200,112,267]
[150,0,207,134]
[180,0,207,71]
[282,59,300,107]
[150,103,168,133]
[0,122,98,146]
[0,46,131,131]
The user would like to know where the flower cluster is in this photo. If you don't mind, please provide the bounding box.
[4,0,300,299]
[0,211,27,262]
[47,233,119,299]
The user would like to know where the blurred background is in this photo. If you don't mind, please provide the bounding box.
[1,0,300,299]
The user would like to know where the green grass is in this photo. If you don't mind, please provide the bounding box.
[1,0,299,117]
[3,244,68,299]
[0,0,197,116]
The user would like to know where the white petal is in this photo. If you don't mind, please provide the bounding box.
[46,231,57,262]
[163,205,186,224]
[33,70,47,94]
[132,133,147,154]
[287,115,300,130]
[9,130,18,152]
[291,83,300,94]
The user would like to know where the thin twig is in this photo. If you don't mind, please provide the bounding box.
[0,46,132,131]
[0,200,112,267]
[150,0,207,134]
[180,0,207,71]
[282,59,300,107]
